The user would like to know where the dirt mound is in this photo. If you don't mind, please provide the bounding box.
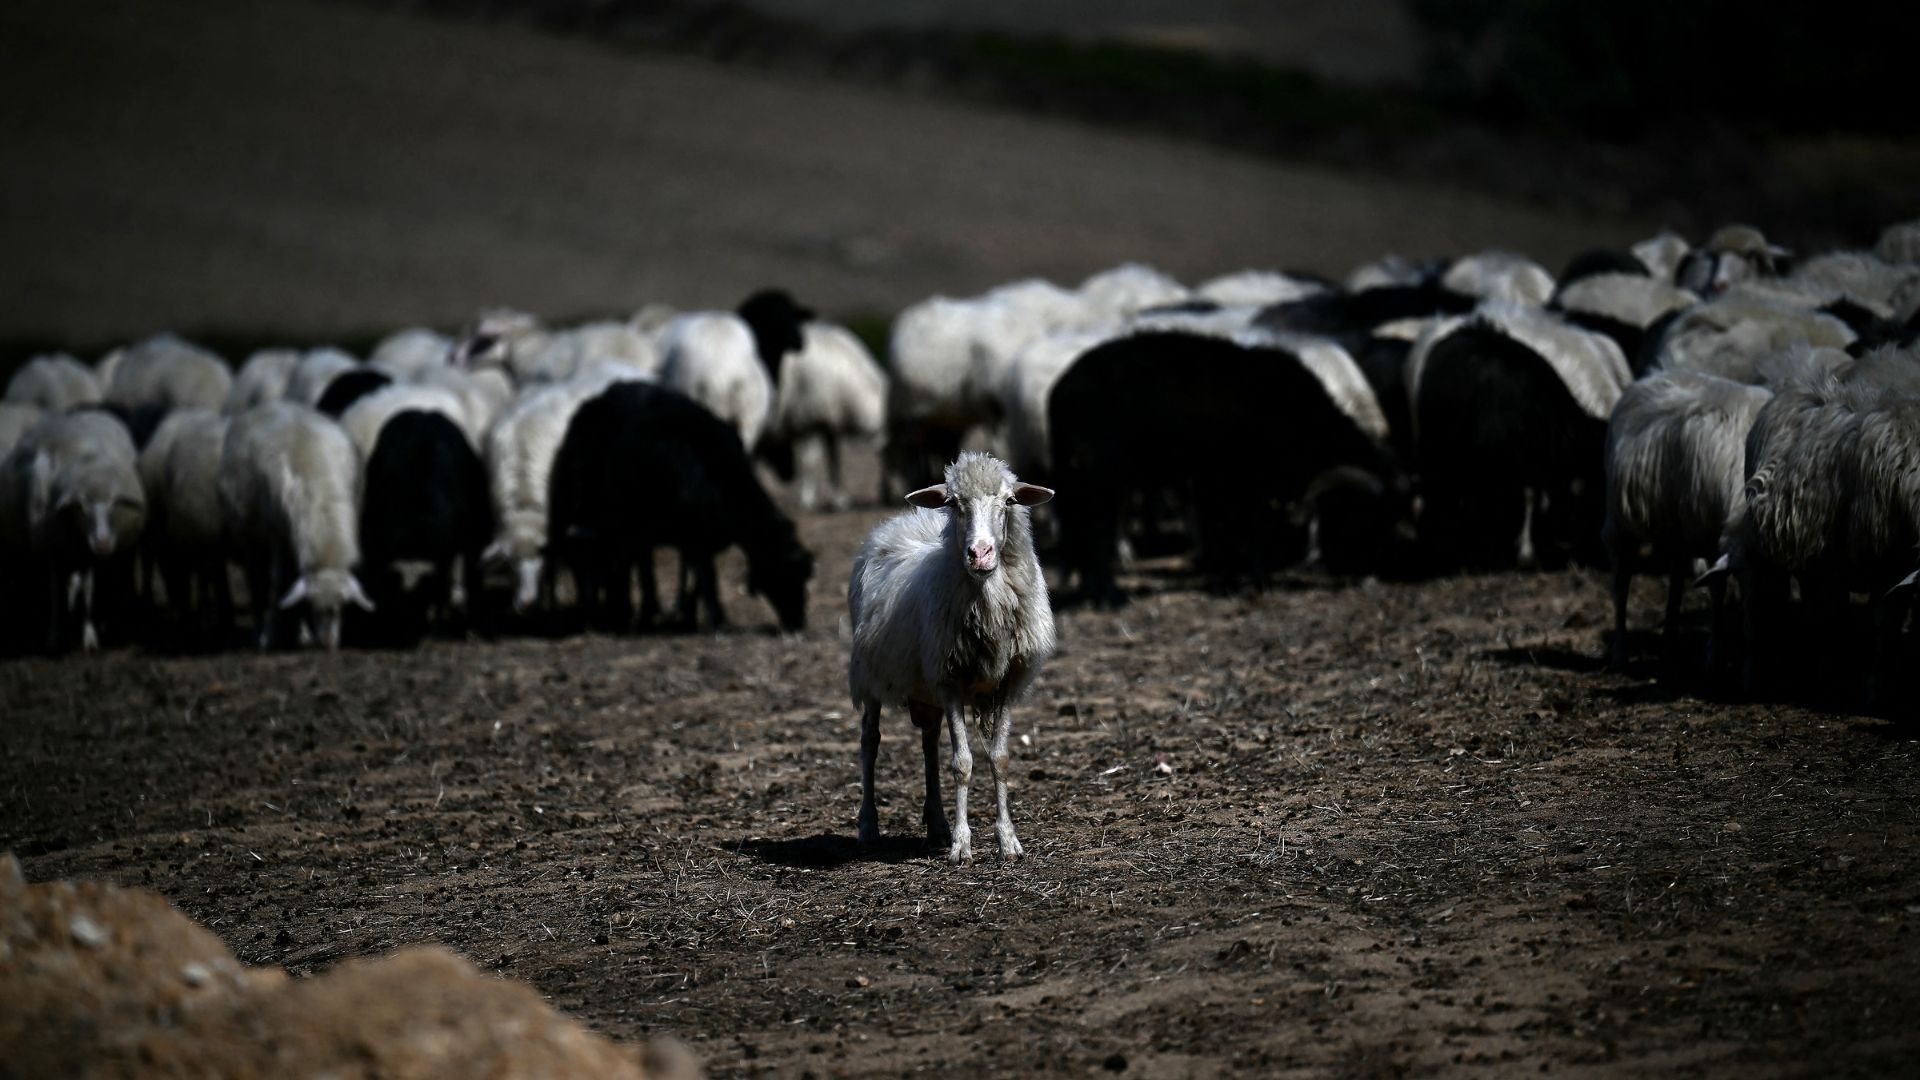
[0,854,696,1079]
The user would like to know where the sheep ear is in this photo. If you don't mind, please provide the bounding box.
[1693,553,1731,589]
[1011,483,1054,507]
[905,484,950,508]
[279,577,310,609]
[1888,569,1920,599]
[346,575,376,612]
[482,538,509,563]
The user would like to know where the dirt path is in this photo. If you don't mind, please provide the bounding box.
[0,0,1645,350]
[4,449,1916,1077]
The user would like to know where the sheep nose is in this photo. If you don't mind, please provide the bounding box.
[91,536,114,557]
[968,539,996,569]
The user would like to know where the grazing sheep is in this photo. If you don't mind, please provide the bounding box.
[225,349,301,414]
[1049,331,1401,605]
[762,321,888,510]
[105,335,231,414]
[457,310,658,385]
[217,403,371,650]
[367,328,454,382]
[1633,230,1691,282]
[413,363,510,440]
[6,354,103,412]
[358,410,492,644]
[340,384,473,460]
[10,411,145,651]
[147,410,233,634]
[1650,288,1856,382]
[547,381,814,632]
[1675,224,1789,296]
[1601,371,1772,669]
[655,291,810,453]
[314,369,394,418]
[847,451,1055,864]
[483,376,631,614]
[1442,251,1556,306]
[1409,302,1632,570]
[996,329,1113,484]
[1195,270,1330,308]
[281,348,361,408]
[1551,274,1700,373]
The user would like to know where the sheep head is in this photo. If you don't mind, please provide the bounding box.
[906,451,1052,580]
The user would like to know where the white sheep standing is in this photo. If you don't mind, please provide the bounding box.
[368,328,455,382]
[1601,370,1772,668]
[6,354,103,412]
[341,383,476,460]
[848,451,1056,865]
[483,369,641,612]
[281,347,361,408]
[217,402,371,650]
[140,409,232,622]
[656,312,774,450]
[765,321,888,510]
[10,411,145,651]
[106,334,232,414]
[225,349,301,414]
[1442,251,1557,306]
[458,309,659,384]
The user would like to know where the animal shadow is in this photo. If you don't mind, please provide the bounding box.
[731,832,927,868]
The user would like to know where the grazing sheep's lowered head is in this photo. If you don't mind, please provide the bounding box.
[280,566,374,652]
[906,451,1053,580]
[736,289,814,376]
[746,521,815,633]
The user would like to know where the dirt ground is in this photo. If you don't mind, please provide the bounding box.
[4,447,1917,1078]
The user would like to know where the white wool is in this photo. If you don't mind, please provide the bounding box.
[771,322,887,439]
[106,334,231,413]
[6,354,102,412]
[340,383,473,460]
[1346,254,1429,292]
[1632,230,1691,282]
[282,347,361,407]
[138,408,214,515]
[1555,274,1699,329]
[226,349,301,414]
[413,364,506,442]
[1195,270,1329,308]
[0,403,42,461]
[485,379,602,566]
[1787,251,1920,318]
[996,329,1113,476]
[368,328,454,381]
[1604,370,1772,561]
[657,312,773,450]
[157,411,230,551]
[1443,251,1556,306]
[1875,220,1920,266]
[1405,302,1631,421]
[1654,290,1856,383]
[1077,263,1188,318]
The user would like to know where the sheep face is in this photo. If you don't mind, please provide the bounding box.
[55,484,143,560]
[280,568,374,652]
[906,453,1052,581]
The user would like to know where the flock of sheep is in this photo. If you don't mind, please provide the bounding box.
[5,217,1920,712]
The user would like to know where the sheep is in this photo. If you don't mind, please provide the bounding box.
[484,377,624,614]
[1600,371,1773,669]
[225,349,300,414]
[314,369,395,418]
[1674,224,1789,296]
[281,348,361,407]
[1551,274,1700,374]
[357,409,493,644]
[1076,263,1188,320]
[1408,301,1631,570]
[761,321,888,510]
[413,363,510,439]
[8,411,145,651]
[457,310,659,385]
[0,403,43,460]
[1650,288,1856,382]
[340,384,473,460]
[146,410,233,635]
[217,402,371,650]
[367,328,454,382]
[1194,270,1330,308]
[1441,251,1556,306]
[1633,230,1691,282]
[996,328,1114,484]
[1876,219,1920,266]
[655,291,811,453]
[6,354,103,412]
[1048,330,1401,605]
[847,451,1055,864]
[105,335,231,414]
[547,381,814,632]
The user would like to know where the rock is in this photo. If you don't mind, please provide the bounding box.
[0,853,695,1079]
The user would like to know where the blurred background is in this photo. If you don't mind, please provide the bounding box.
[1,0,1912,359]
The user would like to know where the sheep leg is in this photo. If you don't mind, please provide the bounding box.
[856,702,882,846]
[1662,568,1687,671]
[1515,487,1538,569]
[910,700,950,848]
[693,555,727,630]
[984,700,1023,861]
[795,434,826,511]
[80,567,99,653]
[47,570,69,652]
[826,433,848,511]
[1608,559,1631,670]
[944,702,974,865]
[637,546,660,629]
[1704,571,1728,675]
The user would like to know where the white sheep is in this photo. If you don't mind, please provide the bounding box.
[368,328,454,382]
[1553,274,1699,332]
[656,312,775,450]
[218,402,370,650]
[1442,251,1557,306]
[281,347,361,408]
[1195,270,1330,308]
[458,310,658,385]
[765,321,888,510]
[1076,263,1189,320]
[1652,288,1856,382]
[225,349,301,414]
[1601,370,1772,668]
[0,403,43,460]
[10,411,145,651]
[483,371,638,613]
[848,451,1056,865]
[341,383,475,460]
[1632,230,1691,282]
[105,334,231,414]
[6,354,103,412]
[412,363,511,441]
[144,410,232,623]
[1876,220,1920,266]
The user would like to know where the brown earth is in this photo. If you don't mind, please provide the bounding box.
[4,448,1918,1077]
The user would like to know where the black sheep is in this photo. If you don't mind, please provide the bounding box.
[315,368,393,417]
[357,410,492,644]
[1046,331,1400,607]
[548,381,814,632]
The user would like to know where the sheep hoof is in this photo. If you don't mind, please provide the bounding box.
[80,623,99,653]
[947,831,973,866]
[996,827,1024,862]
[857,810,880,848]
[925,816,952,850]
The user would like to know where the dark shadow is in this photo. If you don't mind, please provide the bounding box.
[730,833,929,868]
[1479,644,1610,675]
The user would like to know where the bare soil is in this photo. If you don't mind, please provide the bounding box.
[4,448,1918,1078]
